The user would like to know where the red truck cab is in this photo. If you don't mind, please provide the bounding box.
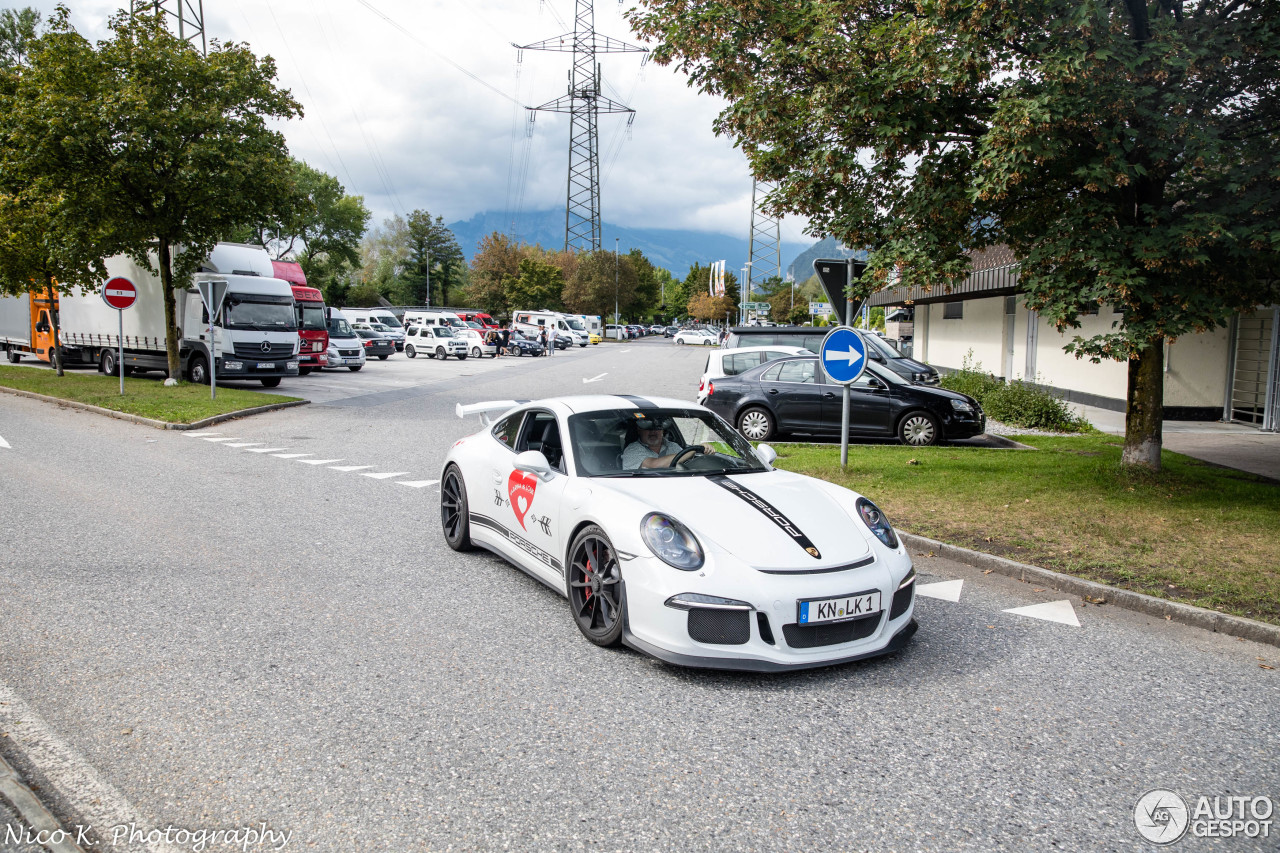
[458,310,499,329]
[272,261,327,374]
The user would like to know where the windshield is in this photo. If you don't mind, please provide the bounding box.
[224,296,296,331]
[467,321,483,329]
[568,409,768,478]
[433,327,455,337]
[566,318,585,331]
[862,333,902,360]
[296,303,326,331]
[369,323,389,332]
[447,318,467,328]
[355,329,382,340]
[327,318,354,337]
[380,315,404,329]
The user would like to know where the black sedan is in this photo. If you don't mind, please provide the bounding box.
[507,331,545,357]
[702,355,984,446]
[355,328,396,360]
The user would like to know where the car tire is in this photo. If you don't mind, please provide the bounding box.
[898,410,941,446]
[348,365,362,372]
[437,346,447,360]
[406,345,417,358]
[377,354,389,360]
[675,338,685,345]
[188,354,209,385]
[513,347,522,357]
[566,524,625,647]
[260,377,281,388]
[471,347,481,358]
[299,366,311,376]
[440,464,475,552]
[737,407,775,442]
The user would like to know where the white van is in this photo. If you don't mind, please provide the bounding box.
[512,310,588,347]
[341,308,405,332]
[403,309,467,331]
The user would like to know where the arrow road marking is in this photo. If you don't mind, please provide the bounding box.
[824,346,865,368]
[397,480,440,489]
[583,372,607,384]
[1003,600,1081,627]
[916,580,964,602]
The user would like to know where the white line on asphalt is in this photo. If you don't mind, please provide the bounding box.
[329,464,375,472]
[200,437,239,442]
[917,580,964,602]
[271,453,312,459]
[182,431,220,437]
[297,458,344,465]
[0,678,182,853]
[583,372,607,383]
[360,471,411,479]
[1003,600,1081,627]
[0,434,9,449]
[244,447,289,453]
[222,442,262,448]
[397,480,440,488]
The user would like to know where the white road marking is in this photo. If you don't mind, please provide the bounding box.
[271,453,312,459]
[0,678,182,853]
[582,372,607,384]
[245,447,289,453]
[1003,600,1081,627]
[360,471,411,480]
[182,431,220,437]
[297,458,344,465]
[200,437,239,442]
[329,464,375,472]
[916,580,964,602]
[223,442,262,448]
[397,480,440,488]
[0,435,9,449]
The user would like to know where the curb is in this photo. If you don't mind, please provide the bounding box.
[0,753,86,853]
[901,531,1280,648]
[0,386,308,430]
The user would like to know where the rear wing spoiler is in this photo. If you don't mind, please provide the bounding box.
[456,400,523,426]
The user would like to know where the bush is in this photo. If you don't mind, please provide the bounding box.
[939,350,1091,432]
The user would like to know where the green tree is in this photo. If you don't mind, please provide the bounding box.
[504,256,564,311]
[4,7,300,379]
[626,249,663,318]
[0,7,39,68]
[631,0,1280,470]
[563,250,638,322]
[464,232,528,319]
[358,215,409,303]
[404,210,465,307]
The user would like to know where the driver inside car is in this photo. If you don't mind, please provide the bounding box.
[621,417,714,470]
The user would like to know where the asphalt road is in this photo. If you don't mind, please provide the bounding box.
[1,337,1276,852]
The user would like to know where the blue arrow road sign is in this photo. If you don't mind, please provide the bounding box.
[819,326,868,385]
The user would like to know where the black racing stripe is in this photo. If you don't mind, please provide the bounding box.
[758,555,874,575]
[616,394,658,409]
[707,474,823,560]
[469,513,563,574]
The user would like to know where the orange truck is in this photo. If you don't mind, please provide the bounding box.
[0,285,59,365]
[271,260,328,375]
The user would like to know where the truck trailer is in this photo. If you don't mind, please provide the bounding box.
[0,243,300,387]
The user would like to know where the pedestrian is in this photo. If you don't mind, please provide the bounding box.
[547,325,557,355]
[500,326,511,356]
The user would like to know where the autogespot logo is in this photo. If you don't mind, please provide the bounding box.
[1135,789,1190,845]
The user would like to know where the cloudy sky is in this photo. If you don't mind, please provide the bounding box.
[22,0,814,250]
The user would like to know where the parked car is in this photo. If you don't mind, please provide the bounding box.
[588,332,603,345]
[324,314,366,372]
[366,321,405,351]
[405,325,468,360]
[354,327,396,360]
[724,326,939,384]
[506,330,545,357]
[441,396,917,670]
[457,327,499,358]
[664,326,678,338]
[673,329,720,346]
[697,345,811,403]
[702,355,984,446]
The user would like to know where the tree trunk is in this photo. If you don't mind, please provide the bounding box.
[45,273,63,377]
[1122,338,1164,471]
[158,239,181,381]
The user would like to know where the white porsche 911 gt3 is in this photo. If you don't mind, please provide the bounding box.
[440,395,918,671]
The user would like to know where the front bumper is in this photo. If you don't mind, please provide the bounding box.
[215,357,300,378]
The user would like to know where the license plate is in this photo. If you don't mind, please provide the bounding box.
[256,362,273,369]
[797,590,881,625]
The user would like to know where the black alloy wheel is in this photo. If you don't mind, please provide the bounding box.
[567,525,625,646]
[440,465,474,551]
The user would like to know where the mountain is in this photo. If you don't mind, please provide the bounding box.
[447,209,812,282]
[786,235,861,282]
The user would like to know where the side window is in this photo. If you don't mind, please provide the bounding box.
[516,411,564,473]
[492,413,523,451]
[761,362,784,382]
[725,352,762,375]
[778,360,816,383]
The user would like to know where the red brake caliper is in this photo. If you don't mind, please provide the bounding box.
[582,544,593,602]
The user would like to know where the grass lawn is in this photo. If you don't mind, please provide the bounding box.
[774,435,1280,626]
[0,364,302,424]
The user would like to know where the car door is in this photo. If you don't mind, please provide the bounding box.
[760,359,824,433]
[503,410,571,585]
[819,367,894,436]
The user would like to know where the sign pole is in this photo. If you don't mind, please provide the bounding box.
[118,310,124,395]
[101,277,138,396]
[209,311,216,401]
[818,325,869,472]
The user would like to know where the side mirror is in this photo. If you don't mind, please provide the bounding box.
[754,443,778,467]
[514,450,555,481]
[35,322,49,333]
[870,352,885,363]
[867,376,885,389]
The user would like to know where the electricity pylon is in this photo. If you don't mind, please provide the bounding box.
[516,1,646,252]
[748,178,782,294]
[131,0,206,55]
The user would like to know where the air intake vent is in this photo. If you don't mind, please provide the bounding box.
[687,608,750,645]
[782,614,881,649]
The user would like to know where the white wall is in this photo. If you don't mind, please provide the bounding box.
[924,297,1005,374]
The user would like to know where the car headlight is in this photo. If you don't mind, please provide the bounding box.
[640,513,704,570]
[856,497,899,549]
[950,399,975,413]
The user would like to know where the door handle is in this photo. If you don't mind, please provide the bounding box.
[823,392,835,399]
[767,388,778,395]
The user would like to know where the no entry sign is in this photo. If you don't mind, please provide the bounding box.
[102,277,137,310]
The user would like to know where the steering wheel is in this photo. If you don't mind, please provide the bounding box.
[670,446,704,467]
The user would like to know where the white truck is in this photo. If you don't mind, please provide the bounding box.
[512,310,590,347]
[1,243,301,387]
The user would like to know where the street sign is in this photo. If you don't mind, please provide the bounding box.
[196,279,229,319]
[809,301,833,316]
[812,258,868,324]
[819,326,868,385]
[102,277,137,310]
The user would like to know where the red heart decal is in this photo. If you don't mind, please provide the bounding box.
[507,470,538,530]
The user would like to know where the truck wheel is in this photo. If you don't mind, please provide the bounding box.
[260,377,282,388]
[348,365,362,372]
[406,345,417,358]
[7,348,20,363]
[188,355,209,385]
[436,346,447,360]
[100,350,116,375]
